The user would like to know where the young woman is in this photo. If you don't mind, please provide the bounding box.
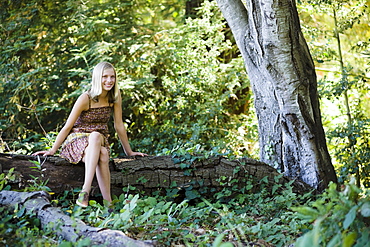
[33,62,146,207]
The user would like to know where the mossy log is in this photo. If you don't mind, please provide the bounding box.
[0,153,313,198]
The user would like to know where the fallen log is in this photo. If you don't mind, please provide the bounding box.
[0,153,313,198]
[0,190,155,247]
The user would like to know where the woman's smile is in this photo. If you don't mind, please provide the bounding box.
[102,68,116,91]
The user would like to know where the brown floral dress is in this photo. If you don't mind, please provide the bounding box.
[60,96,113,164]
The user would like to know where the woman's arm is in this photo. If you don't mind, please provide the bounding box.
[33,93,89,156]
[113,92,146,157]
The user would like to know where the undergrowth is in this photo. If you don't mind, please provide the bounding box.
[1,159,369,246]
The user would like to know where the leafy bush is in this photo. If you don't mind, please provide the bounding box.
[1,0,257,158]
[327,118,370,188]
[293,177,370,247]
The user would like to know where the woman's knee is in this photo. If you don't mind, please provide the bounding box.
[99,147,109,165]
[88,132,103,145]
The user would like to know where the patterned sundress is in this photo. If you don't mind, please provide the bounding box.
[60,97,113,164]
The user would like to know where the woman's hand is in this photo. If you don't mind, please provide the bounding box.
[32,150,55,156]
[128,151,148,157]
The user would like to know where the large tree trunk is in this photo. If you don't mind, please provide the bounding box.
[216,0,337,191]
[0,153,312,198]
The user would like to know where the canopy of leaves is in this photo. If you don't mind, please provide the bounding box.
[0,0,257,157]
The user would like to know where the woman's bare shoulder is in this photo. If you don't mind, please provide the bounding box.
[74,92,90,111]
[80,92,91,100]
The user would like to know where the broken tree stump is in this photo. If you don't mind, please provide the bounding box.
[0,153,313,198]
[0,190,155,247]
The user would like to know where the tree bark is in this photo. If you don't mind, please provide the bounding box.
[0,190,155,247]
[216,0,337,191]
[0,153,312,198]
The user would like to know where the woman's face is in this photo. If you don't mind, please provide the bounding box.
[101,68,116,92]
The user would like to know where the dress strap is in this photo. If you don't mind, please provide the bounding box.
[85,92,91,109]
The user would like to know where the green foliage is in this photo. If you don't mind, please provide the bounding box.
[0,160,52,194]
[0,205,93,247]
[3,161,368,246]
[115,0,256,156]
[1,0,257,158]
[25,159,51,192]
[327,119,370,188]
[65,176,309,246]
[0,168,15,191]
[1,165,313,246]
[298,0,370,187]
[0,206,54,247]
[212,234,234,247]
[293,178,370,247]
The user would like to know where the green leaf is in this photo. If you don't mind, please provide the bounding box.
[220,243,234,247]
[291,206,320,222]
[295,218,323,247]
[118,210,131,224]
[147,197,157,206]
[272,184,280,194]
[212,234,225,247]
[76,237,91,247]
[250,222,261,234]
[128,194,139,210]
[58,241,73,247]
[343,206,358,230]
[360,202,370,217]
[185,189,200,200]
[295,228,318,247]
[342,231,357,247]
[137,208,154,224]
[327,233,341,247]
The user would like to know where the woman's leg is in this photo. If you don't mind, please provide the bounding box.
[81,132,103,194]
[96,147,112,202]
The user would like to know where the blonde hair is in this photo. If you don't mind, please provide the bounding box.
[88,62,119,103]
